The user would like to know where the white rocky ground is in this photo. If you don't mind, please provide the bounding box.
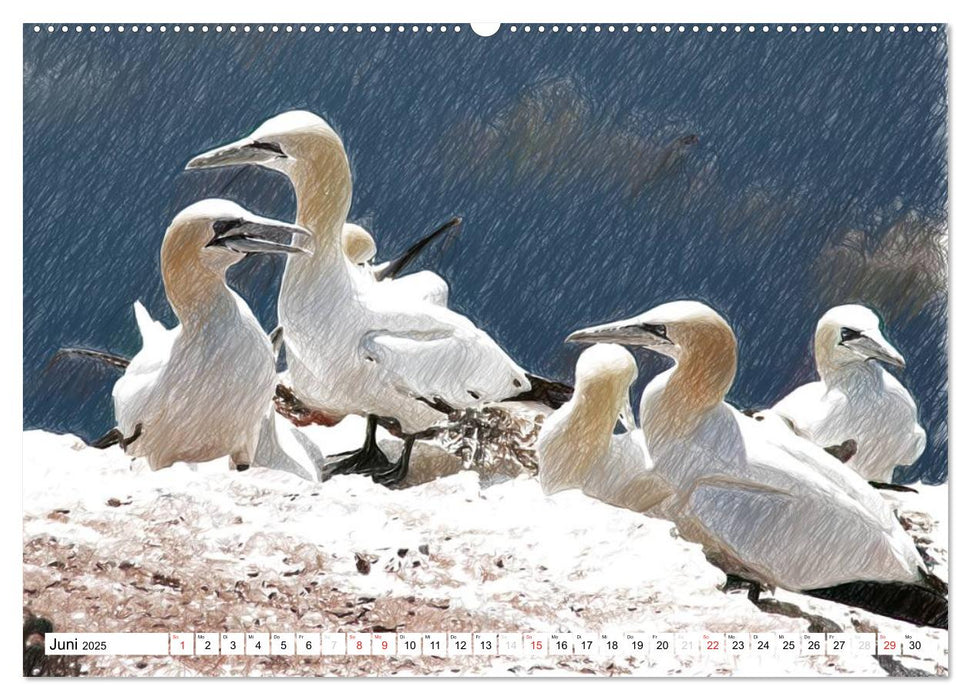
[22,423,948,678]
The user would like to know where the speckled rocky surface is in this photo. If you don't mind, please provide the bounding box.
[23,429,948,677]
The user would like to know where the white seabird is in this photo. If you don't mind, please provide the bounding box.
[341,223,377,265]
[341,218,461,306]
[766,304,926,484]
[537,343,670,514]
[567,300,946,628]
[186,111,535,485]
[127,300,320,480]
[94,199,310,471]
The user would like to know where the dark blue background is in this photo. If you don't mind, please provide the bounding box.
[23,25,948,483]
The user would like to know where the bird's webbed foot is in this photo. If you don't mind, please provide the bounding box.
[372,436,414,488]
[327,415,393,476]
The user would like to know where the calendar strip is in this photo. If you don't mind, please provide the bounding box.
[43,631,940,660]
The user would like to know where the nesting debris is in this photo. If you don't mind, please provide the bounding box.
[433,405,546,482]
[274,384,341,428]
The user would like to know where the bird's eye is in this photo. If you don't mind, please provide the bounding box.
[212,218,245,237]
[642,323,667,339]
[250,141,286,157]
[840,327,863,342]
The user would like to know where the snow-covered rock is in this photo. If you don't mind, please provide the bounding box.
[22,430,948,677]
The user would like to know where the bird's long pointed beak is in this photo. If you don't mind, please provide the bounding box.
[566,319,658,346]
[860,332,906,369]
[209,220,312,256]
[186,137,268,170]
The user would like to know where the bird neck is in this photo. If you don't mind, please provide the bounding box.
[289,146,353,266]
[644,322,737,444]
[571,380,629,451]
[161,252,235,331]
[814,329,880,385]
[819,354,882,388]
[544,381,628,491]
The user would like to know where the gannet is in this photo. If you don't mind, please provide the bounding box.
[268,219,458,360]
[567,301,946,628]
[537,343,670,514]
[186,111,534,485]
[340,218,462,306]
[341,223,377,265]
[55,302,319,480]
[95,199,310,471]
[766,304,926,484]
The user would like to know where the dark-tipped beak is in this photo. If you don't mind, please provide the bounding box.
[209,220,312,256]
[186,137,276,171]
[566,319,662,346]
[858,334,906,369]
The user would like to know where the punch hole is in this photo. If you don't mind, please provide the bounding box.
[471,23,500,37]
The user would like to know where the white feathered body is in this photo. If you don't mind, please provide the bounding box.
[538,399,668,515]
[374,268,449,306]
[641,369,924,591]
[279,249,529,434]
[113,296,277,469]
[771,362,926,482]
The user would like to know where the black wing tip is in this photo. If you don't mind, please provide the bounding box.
[868,481,919,493]
[377,216,464,281]
[507,373,575,409]
[804,579,948,630]
[49,347,130,371]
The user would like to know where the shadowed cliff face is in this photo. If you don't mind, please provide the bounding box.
[23,27,948,482]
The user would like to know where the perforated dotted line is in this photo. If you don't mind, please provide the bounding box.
[29,24,944,35]
[505,24,939,34]
[30,24,466,34]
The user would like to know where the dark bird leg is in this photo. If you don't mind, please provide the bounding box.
[89,423,141,450]
[90,429,124,449]
[327,415,393,476]
[722,572,763,604]
[372,435,415,488]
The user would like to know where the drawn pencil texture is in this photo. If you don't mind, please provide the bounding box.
[104,201,309,470]
[563,302,946,628]
[23,23,948,678]
[764,305,926,484]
